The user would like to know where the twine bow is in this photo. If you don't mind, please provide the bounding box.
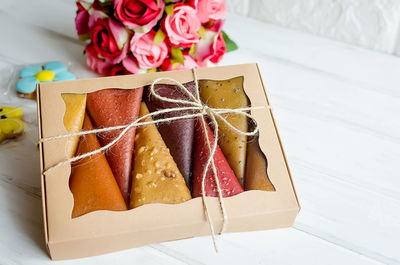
[39,69,266,252]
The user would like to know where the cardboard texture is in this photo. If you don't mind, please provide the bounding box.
[37,63,299,260]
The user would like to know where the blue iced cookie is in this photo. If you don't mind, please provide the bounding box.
[16,61,77,99]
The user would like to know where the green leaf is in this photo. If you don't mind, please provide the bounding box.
[78,33,90,42]
[79,1,92,10]
[170,47,185,65]
[222,31,238,52]
[147,68,157,73]
[188,43,195,55]
[165,4,175,16]
[154,29,166,45]
[197,26,206,39]
[98,0,113,7]
[171,62,181,69]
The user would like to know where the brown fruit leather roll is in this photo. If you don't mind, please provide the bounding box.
[144,82,196,189]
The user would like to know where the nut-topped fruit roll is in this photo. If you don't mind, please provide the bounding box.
[130,103,191,209]
[199,77,248,186]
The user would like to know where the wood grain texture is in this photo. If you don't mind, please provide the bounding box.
[0,1,399,264]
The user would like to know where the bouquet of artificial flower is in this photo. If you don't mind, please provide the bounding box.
[75,0,238,76]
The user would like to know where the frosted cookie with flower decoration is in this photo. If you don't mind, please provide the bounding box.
[16,62,76,99]
[0,105,24,143]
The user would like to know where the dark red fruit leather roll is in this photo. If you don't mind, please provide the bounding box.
[86,88,143,203]
[144,82,196,189]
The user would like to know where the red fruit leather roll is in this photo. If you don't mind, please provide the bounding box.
[86,88,143,203]
[144,82,196,189]
[192,119,244,197]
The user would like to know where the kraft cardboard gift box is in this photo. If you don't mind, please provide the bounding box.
[36,63,300,260]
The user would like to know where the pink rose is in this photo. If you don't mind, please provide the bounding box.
[162,4,201,48]
[90,16,129,64]
[161,54,200,71]
[122,55,141,73]
[114,0,165,33]
[187,0,226,23]
[130,31,169,69]
[195,30,225,63]
[86,44,138,75]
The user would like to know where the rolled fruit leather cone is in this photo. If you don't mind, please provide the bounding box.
[69,113,127,218]
[86,88,143,203]
[199,77,248,187]
[144,82,196,188]
[244,136,275,191]
[192,119,244,198]
[130,103,192,209]
[62,94,86,158]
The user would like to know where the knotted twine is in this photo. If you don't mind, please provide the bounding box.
[39,69,266,252]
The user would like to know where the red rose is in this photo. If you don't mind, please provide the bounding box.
[108,64,131,76]
[114,0,165,32]
[209,32,226,63]
[75,1,91,39]
[90,17,129,64]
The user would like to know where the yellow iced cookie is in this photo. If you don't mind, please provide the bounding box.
[199,77,248,186]
[244,137,275,191]
[130,103,191,209]
[0,105,24,143]
[62,94,86,158]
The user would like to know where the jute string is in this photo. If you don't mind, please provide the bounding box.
[39,69,266,252]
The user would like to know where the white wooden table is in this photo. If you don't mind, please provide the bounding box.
[1,1,399,264]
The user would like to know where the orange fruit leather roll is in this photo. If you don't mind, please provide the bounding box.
[69,113,127,218]
[244,137,275,191]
